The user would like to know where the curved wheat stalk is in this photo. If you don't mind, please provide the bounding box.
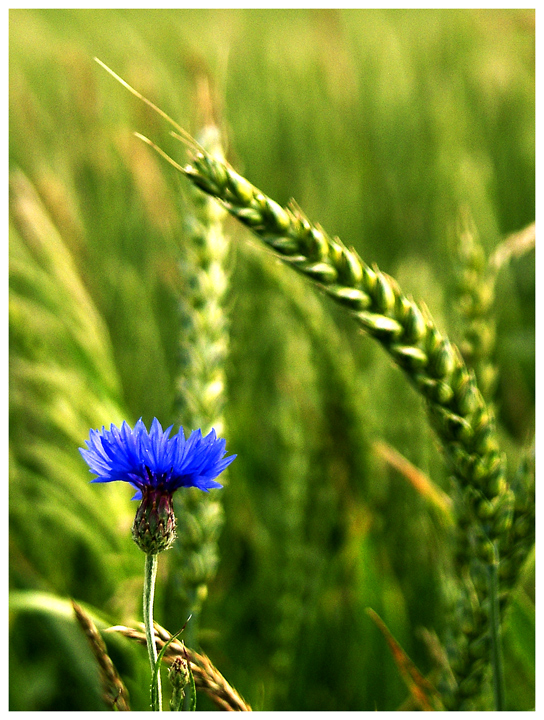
[106,623,252,711]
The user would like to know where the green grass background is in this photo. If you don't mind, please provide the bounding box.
[9,8,535,711]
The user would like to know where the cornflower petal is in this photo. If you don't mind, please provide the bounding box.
[146,418,170,471]
[79,418,235,498]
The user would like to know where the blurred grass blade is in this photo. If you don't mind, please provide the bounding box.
[366,608,444,711]
[490,222,535,273]
[373,440,453,524]
[9,169,122,403]
[9,591,135,710]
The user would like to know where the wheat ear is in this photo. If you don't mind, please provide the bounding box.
[71,601,130,711]
[451,209,498,402]
[165,122,230,652]
[449,212,535,615]
[181,150,513,548]
[106,623,252,711]
[163,146,523,709]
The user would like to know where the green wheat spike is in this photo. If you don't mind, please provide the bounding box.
[167,123,230,646]
[498,441,535,605]
[180,148,513,528]
[451,209,498,402]
[71,600,131,711]
[169,145,521,710]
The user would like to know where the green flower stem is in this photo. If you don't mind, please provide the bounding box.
[489,542,505,710]
[144,553,162,711]
[182,592,198,711]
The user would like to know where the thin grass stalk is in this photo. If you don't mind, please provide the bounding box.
[489,222,535,274]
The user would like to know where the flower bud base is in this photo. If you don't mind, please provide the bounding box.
[132,487,177,554]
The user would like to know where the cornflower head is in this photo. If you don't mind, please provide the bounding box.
[80,418,236,555]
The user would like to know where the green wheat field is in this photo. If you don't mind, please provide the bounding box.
[9,8,534,712]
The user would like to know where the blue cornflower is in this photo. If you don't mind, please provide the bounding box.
[80,418,235,497]
[80,418,236,554]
